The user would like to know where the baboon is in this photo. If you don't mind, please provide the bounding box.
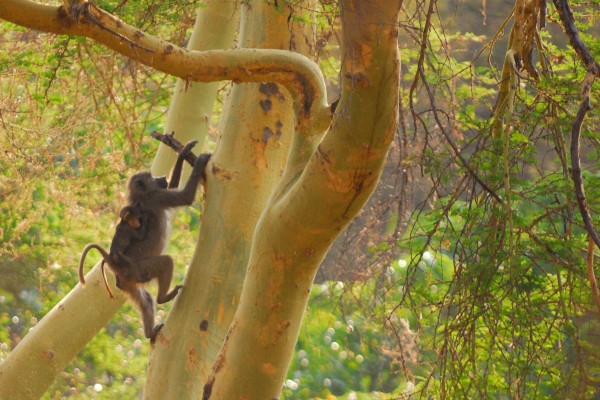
[79,141,210,341]
[80,140,196,297]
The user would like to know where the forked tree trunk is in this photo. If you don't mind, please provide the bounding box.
[0,0,401,399]
[202,1,401,397]
[145,1,317,397]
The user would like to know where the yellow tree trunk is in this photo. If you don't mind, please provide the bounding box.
[0,1,401,399]
[0,2,236,399]
[144,2,316,397]
[204,1,401,398]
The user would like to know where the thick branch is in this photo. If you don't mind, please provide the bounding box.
[0,0,328,117]
[202,0,402,398]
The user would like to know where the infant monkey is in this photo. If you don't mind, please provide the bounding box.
[98,204,146,299]
[79,141,210,341]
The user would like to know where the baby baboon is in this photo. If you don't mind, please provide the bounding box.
[95,204,146,299]
[79,141,210,341]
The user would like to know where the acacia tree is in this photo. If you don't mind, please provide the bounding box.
[0,0,401,398]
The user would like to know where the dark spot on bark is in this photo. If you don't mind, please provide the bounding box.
[42,350,55,361]
[211,164,232,180]
[316,145,331,164]
[134,30,144,39]
[199,319,209,331]
[275,120,283,139]
[330,97,340,114]
[57,7,78,27]
[164,45,174,55]
[344,72,370,88]
[263,127,275,143]
[202,376,214,400]
[294,72,314,115]
[260,99,272,113]
[260,82,280,96]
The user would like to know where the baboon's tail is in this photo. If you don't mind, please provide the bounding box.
[100,260,115,299]
[79,243,110,283]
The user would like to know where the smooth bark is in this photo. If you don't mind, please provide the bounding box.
[151,1,239,178]
[0,3,237,398]
[0,0,328,122]
[203,1,401,398]
[144,2,318,398]
[0,1,400,398]
[0,268,125,399]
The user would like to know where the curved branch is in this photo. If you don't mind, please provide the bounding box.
[0,0,328,117]
[418,66,503,203]
[552,0,600,79]
[570,95,600,249]
[551,0,600,248]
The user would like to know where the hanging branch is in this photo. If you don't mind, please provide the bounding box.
[552,0,600,249]
[586,238,600,314]
[418,67,503,203]
[569,97,600,249]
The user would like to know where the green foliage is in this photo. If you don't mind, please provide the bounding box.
[2,1,600,399]
[282,249,453,399]
[283,1,600,399]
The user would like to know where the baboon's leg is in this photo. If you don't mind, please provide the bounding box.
[130,287,155,339]
[136,255,183,304]
[150,323,164,344]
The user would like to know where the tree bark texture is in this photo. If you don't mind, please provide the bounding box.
[0,0,329,122]
[144,2,316,397]
[202,1,401,398]
[0,0,401,398]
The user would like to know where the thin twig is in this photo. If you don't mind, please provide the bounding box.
[418,67,503,203]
